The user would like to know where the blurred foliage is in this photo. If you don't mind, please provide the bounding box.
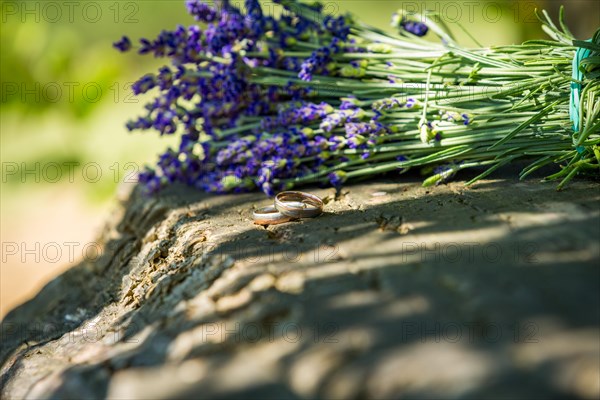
[1,0,190,116]
[2,23,118,118]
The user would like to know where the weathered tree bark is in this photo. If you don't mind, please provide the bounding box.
[1,176,599,399]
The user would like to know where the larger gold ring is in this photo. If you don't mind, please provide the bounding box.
[252,205,295,225]
[274,191,323,218]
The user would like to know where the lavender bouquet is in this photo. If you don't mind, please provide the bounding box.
[114,0,599,195]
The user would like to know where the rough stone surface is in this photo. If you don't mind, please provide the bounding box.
[1,174,599,399]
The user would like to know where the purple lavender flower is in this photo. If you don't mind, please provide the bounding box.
[244,0,265,34]
[113,36,132,52]
[126,116,153,131]
[402,20,428,37]
[340,97,359,110]
[131,74,157,95]
[261,102,334,131]
[299,38,342,81]
[205,12,245,54]
[328,171,347,189]
[138,168,162,193]
[372,97,403,111]
[391,10,429,37]
[186,0,219,22]
[115,0,378,195]
[440,111,473,125]
[320,108,365,132]
[395,155,410,174]
[323,15,351,39]
[153,109,178,134]
[328,135,346,151]
[429,163,461,185]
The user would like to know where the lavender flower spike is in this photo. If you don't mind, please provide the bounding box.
[113,36,132,52]
[391,9,429,37]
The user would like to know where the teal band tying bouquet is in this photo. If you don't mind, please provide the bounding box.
[114,0,599,195]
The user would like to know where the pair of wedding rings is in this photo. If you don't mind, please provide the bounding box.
[253,191,324,225]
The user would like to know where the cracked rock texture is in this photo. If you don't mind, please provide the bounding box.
[1,176,599,399]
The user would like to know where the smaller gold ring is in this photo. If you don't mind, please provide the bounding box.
[253,205,295,225]
[274,191,323,218]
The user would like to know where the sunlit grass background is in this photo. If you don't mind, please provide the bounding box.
[1,0,598,317]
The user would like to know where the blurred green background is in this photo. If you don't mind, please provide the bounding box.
[1,0,598,316]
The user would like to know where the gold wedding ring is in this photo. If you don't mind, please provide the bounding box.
[252,205,295,225]
[274,191,324,218]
